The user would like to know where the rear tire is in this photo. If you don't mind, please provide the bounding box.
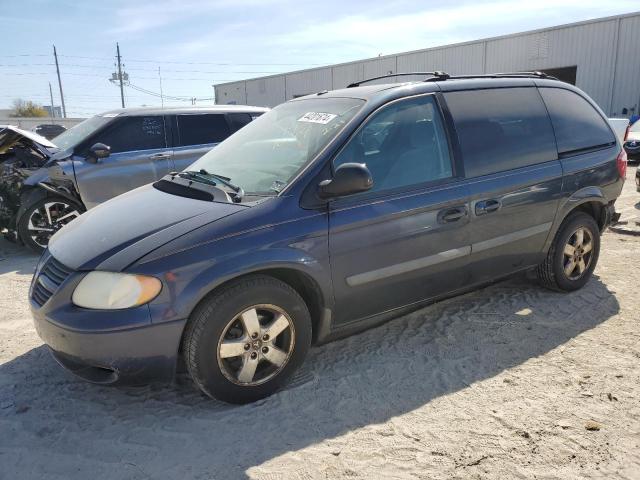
[17,193,83,253]
[537,212,600,292]
[182,275,312,404]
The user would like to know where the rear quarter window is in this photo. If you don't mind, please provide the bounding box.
[227,112,253,133]
[538,87,615,154]
[176,114,231,146]
[444,87,557,178]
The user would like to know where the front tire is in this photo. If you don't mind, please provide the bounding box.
[537,212,600,292]
[17,193,83,253]
[182,275,312,404]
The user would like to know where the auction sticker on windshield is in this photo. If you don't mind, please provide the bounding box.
[298,112,337,124]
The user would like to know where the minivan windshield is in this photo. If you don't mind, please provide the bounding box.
[189,97,365,194]
[52,115,113,151]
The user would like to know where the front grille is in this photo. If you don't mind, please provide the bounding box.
[31,255,74,307]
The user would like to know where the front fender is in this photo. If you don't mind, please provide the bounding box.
[132,214,332,331]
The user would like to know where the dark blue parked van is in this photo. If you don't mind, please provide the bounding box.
[30,72,626,403]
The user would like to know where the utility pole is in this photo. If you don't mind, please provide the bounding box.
[116,43,125,108]
[53,45,66,118]
[48,82,55,120]
[158,66,164,108]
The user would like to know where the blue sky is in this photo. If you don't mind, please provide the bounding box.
[2,0,638,116]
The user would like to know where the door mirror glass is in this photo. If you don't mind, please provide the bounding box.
[87,143,110,163]
[318,163,373,199]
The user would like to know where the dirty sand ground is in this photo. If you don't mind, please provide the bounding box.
[0,168,639,480]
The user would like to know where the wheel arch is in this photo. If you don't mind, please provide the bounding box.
[542,187,609,253]
[561,185,609,231]
[177,265,332,356]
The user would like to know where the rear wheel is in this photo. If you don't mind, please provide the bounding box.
[182,275,312,404]
[18,194,83,253]
[537,212,600,291]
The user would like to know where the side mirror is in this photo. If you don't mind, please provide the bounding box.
[318,162,373,199]
[87,143,110,163]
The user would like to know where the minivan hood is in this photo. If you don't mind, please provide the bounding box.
[48,184,246,271]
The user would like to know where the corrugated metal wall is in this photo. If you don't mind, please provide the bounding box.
[611,14,640,116]
[214,12,640,116]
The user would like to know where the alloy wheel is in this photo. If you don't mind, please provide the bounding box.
[26,201,81,248]
[216,304,295,386]
[562,226,594,280]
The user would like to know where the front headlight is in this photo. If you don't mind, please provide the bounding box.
[72,272,162,310]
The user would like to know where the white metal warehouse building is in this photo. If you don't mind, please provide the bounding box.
[214,11,640,117]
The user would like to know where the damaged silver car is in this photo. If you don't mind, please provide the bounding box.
[0,125,72,246]
[2,106,267,253]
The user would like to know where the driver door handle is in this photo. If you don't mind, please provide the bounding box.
[437,206,468,224]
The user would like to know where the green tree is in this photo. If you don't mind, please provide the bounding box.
[11,99,48,117]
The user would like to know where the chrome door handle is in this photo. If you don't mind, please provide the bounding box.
[438,206,468,224]
[149,153,171,161]
[475,199,501,215]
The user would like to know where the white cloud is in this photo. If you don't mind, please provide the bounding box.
[109,0,288,35]
[270,0,640,59]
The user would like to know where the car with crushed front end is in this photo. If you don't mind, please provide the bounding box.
[0,125,58,242]
[16,105,267,253]
[30,72,626,404]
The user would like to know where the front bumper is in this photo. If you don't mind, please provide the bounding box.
[625,142,640,161]
[29,257,186,385]
[32,308,186,385]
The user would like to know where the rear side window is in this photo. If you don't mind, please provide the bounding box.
[538,87,615,154]
[227,112,253,133]
[444,88,557,177]
[176,114,230,146]
[92,116,166,153]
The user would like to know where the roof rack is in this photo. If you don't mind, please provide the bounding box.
[346,71,559,88]
[423,71,558,82]
[347,71,450,88]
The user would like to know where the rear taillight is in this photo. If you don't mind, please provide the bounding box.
[616,149,627,179]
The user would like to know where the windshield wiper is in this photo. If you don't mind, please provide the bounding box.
[196,169,242,193]
[177,170,244,202]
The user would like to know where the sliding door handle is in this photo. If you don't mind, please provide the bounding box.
[475,199,501,215]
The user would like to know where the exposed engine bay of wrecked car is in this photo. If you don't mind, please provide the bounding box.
[0,126,55,234]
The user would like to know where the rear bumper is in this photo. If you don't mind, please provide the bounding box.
[604,202,620,227]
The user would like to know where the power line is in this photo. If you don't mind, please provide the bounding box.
[0,53,323,67]
[125,83,214,102]
[60,54,321,66]
[0,54,49,58]
[0,71,245,82]
[0,62,285,75]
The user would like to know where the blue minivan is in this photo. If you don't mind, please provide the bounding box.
[30,72,626,403]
